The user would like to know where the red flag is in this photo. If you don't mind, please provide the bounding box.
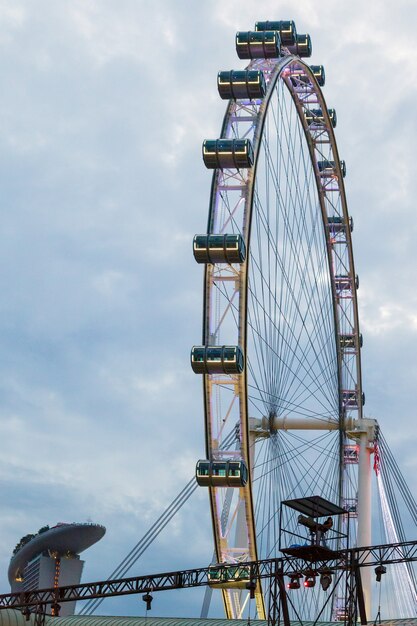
[373,442,380,475]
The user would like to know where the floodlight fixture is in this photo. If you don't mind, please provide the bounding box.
[142,592,153,611]
[304,575,316,588]
[246,579,256,599]
[320,572,332,591]
[375,564,386,582]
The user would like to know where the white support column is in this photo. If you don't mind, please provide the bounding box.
[349,417,378,619]
[357,431,372,547]
[357,430,372,616]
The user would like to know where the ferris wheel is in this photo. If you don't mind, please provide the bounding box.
[191,21,364,620]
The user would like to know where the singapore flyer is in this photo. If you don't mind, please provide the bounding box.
[0,4,416,624]
[192,20,363,621]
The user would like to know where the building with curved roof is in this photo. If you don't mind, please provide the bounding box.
[8,523,105,617]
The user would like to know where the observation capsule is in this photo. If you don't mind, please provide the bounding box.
[193,234,246,264]
[191,345,244,375]
[334,274,360,292]
[288,34,312,57]
[208,564,251,589]
[217,70,266,100]
[328,216,354,233]
[339,334,363,349]
[317,160,347,178]
[254,20,297,46]
[202,139,254,170]
[344,445,359,464]
[236,31,281,59]
[342,390,358,408]
[292,65,325,88]
[342,390,365,408]
[305,108,337,128]
[310,65,325,86]
[196,459,248,487]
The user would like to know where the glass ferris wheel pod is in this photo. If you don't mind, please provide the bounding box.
[191,21,363,620]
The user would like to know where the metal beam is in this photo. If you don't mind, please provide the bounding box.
[354,540,417,567]
[354,561,367,625]
[1,540,416,614]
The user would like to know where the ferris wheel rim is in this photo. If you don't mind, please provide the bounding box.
[199,52,363,619]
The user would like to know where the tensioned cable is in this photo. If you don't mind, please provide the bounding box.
[218,171,337,414]
[268,87,337,377]
[253,431,339,556]
[79,479,196,614]
[378,432,417,524]
[248,205,337,411]
[247,102,338,426]
[260,84,338,398]
[80,429,237,615]
[213,264,338,422]
[376,430,417,601]
[252,432,339,620]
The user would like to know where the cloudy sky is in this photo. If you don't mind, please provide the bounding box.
[0,0,416,619]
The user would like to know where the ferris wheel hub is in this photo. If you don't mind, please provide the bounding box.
[346,417,378,445]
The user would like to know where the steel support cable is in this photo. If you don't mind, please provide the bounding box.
[250,180,337,412]
[248,235,337,419]
[260,106,338,408]
[244,209,337,412]
[80,479,197,615]
[289,432,339,501]
[81,430,237,615]
[380,453,407,542]
[247,304,335,417]
[254,443,271,558]
[379,437,416,525]
[380,459,417,595]
[253,431,338,560]
[381,440,407,527]
[252,430,319,585]
[379,432,417,524]
[257,443,281,561]
[252,431,331,481]
[252,119,338,407]
[386,457,417,523]
[376,472,417,617]
[377,431,417,597]
[250,434,334,544]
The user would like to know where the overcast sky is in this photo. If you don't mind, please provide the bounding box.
[0,0,416,619]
